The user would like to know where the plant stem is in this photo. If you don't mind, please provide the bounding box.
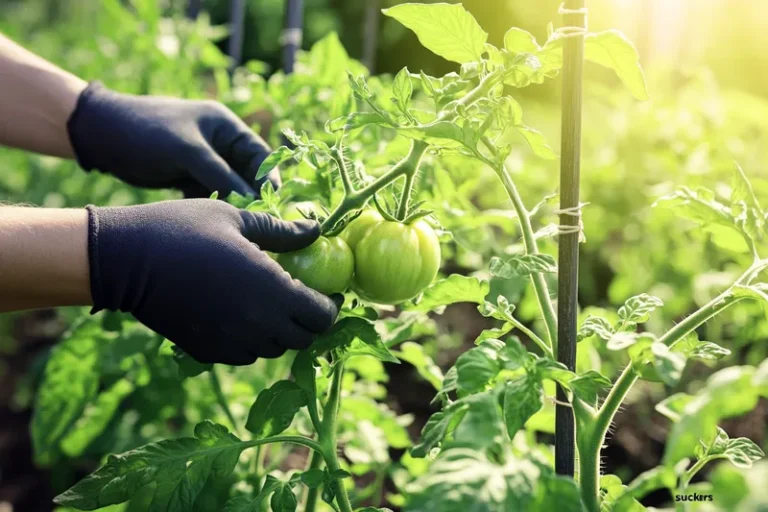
[209,368,239,435]
[321,72,502,235]
[507,315,553,358]
[321,141,428,234]
[331,146,355,194]
[397,172,416,220]
[243,435,325,454]
[675,457,712,512]
[320,359,353,512]
[303,450,325,512]
[496,163,558,348]
[579,282,749,511]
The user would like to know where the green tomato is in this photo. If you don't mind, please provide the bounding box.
[281,201,322,222]
[277,236,354,295]
[340,209,384,250]
[353,219,441,304]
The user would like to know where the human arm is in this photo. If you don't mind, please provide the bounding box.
[0,32,86,158]
[0,32,278,197]
[0,207,91,311]
[0,200,340,363]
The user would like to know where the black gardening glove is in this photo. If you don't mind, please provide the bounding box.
[67,81,279,198]
[86,199,339,365]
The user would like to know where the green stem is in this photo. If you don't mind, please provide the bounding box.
[320,359,353,512]
[579,278,750,511]
[435,71,503,122]
[507,315,552,358]
[675,457,711,512]
[321,73,501,235]
[496,163,558,350]
[397,172,416,220]
[242,435,325,455]
[209,368,239,435]
[303,450,325,512]
[331,146,355,194]
[321,140,429,234]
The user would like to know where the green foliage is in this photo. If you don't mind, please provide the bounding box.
[382,3,488,64]
[54,421,249,511]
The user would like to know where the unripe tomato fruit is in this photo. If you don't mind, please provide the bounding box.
[277,236,354,295]
[341,209,384,250]
[353,219,441,304]
[281,201,322,222]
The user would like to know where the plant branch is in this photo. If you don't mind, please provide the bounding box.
[675,457,713,512]
[331,145,356,195]
[303,450,325,512]
[397,172,416,220]
[243,435,325,455]
[209,368,240,435]
[580,272,754,511]
[321,140,429,234]
[496,161,558,349]
[320,358,353,512]
[476,136,558,350]
[507,316,552,358]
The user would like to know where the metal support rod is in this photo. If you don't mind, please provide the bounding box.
[282,0,304,74]
[228,0,246,72]
[186,0,203,19]
[555,0,586,478]
[361,0,380,72]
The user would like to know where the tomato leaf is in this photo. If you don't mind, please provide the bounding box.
[406,448,543,510]
[651,342,686,386]
[721,437,765,469]
[246,380,307,438]
[502,375,543,437]
[617,293,664,327]
[55,421,248,510]
[383,3,488,64]
[455,345,501,395]
[392,66,414,113]
[270,480,298,512]
[32,319,104,465]
[585,30,648,100]
[312,317,398,363]
[489,254,557,279]
[60,379,135,458]
[256,146,294,180]
[291,350,320,422]
[515,125,558,160]
[503,27,540,53]
[570,371,612,406]
[404,275,490,312]
[664,366,760,465]
[577,316,615,342]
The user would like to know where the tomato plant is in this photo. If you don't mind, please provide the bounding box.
[8,2,768,512]
[278,236,354,295]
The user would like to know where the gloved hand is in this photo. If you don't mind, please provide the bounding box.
[67,82,279,198]
[86,199,339,365]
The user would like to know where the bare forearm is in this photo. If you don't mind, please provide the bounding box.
[0,207,92,312]
[0,33,87,158]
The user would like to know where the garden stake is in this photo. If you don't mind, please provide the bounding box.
[282,0,304,74]
[227,0,246,72]
[556,0,586,478]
